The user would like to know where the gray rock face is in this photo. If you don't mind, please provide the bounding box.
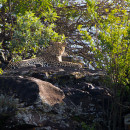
[0,68,112,130]
[0,76,66,129]
[0,76,64,105]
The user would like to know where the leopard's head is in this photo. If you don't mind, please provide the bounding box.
[48,42,66,56]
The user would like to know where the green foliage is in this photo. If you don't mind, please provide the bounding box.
[10,11,45,53]
[78,2,129,128]
[0,68,3,74]
[9,0,52,15]
[7,11,63,59]
[79,0,129,86]
[85,0,98,20]
[0,0,66,60]
[42,8,59,22]
[0,0,7,4]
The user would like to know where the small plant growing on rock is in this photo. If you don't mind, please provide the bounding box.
[0,94,18,117]
[81,122,95,130]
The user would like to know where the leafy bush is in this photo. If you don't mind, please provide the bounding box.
[0,0,65,61]
[79,0,129,86]
[8,11,65,60]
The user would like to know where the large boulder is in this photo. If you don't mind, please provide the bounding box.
[0,76,65,105]
[0,76,66,129]
[0,67,112,129]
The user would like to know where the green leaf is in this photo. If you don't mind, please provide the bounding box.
[0,68,3,75]
[77,25,82,31]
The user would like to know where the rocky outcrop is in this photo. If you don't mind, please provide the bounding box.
[0,76,64,105]
[0,67,112,129]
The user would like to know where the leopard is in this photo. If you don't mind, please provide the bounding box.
[5,42,83,71]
